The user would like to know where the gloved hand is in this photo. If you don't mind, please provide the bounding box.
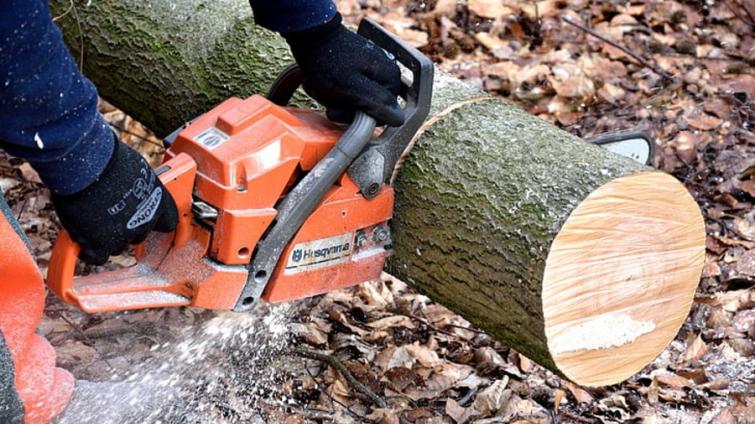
[51,139,178,265]
[282,13,404,126]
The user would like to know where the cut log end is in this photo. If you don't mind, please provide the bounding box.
[542,171,705,387]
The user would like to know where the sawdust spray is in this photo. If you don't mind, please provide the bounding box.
[57,302,298,423]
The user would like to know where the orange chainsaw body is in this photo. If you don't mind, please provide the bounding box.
[47,95,393,312]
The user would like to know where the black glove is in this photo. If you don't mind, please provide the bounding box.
[282,13,404,126]
[52,139,178,265]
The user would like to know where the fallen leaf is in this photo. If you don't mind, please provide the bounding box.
[384,367,421,391]
[655,372,693,390]
[18,163,41,184]
[468,0,514,19]
[366,408,400,424]
[563,381,593,404]
[445,398,467,424]
[683,111,723,130]
[475,32,506,50]
[553,389,566,413]
[681,334,708,363]
[368,315,416,331]
[735,249,755,276]
[518,354,533,373]
[598,83,626,103]
[733,217,755,241]
[597,395,632,421]
[405,362,477,400]
[470,377,510,417]
[432,0,459,16]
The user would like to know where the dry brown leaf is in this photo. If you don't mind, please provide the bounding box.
[500,396,550,422]
[733,217,755,241]
[518,354,533,373]
[598,83,626,103]
[468,0,514,19]
[445,398,467,424]
[553,389,566,413]
[18,163,41,184]
[475,32,506,50]
[513,64,552,100]
[610,13,638,26]
[684,111,723,130]
[549,63,595,99]
[473,347,506,371]
[735,249,755,276]
[55,339,98,364]
[366,408,400,424]
[563,381,593,404]
[368,315,416,331]
[384,367,421,391]
[681,334,708,363]
[722,74,755,97]
[712,396,755,424]
[446,377,512,423]
[358,280,393,308]
[405,362,477,400]
[401,29,430,48]
[732,309,755,334]
[471,377,510,416]
[655,372,693,391]
[703,256,722,277]
[597,395,632,421]
[432,0,459,16]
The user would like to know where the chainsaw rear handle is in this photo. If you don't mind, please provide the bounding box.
[47,153,197,309]
[267,18,434,199]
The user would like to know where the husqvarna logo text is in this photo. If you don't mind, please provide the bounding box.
[285,233,353,275]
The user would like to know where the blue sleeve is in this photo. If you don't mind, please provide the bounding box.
[249,0,337,33]
[0,0,114,195]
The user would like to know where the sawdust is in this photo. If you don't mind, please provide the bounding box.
[56,302,297,423]
[549,312,656,355]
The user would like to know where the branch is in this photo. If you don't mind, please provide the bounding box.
[562,17,677,83]
[293,347,387,408]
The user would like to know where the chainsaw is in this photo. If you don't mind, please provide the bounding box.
[46,19,654,314]
[46,19,434,313]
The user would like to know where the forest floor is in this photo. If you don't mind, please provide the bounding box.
[0,0,753,423]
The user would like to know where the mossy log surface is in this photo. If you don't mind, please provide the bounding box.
[51,0,701,385]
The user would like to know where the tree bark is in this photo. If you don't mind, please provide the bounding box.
[50,0,705,386]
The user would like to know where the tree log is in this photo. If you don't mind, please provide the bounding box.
[50,0,705,386]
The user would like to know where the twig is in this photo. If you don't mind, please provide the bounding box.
[304,362,364,420]
[107,122,166,151]
[293,347,387,408]
[260,400,334,421]
[59,314,116,371]
[725,0,755,27]
[742,0,755,23]
[404,314,457,337]
[559,411,598,423]
[70,0,85,70]
[562,17,677,83]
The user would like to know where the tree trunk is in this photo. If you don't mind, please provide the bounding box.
[50,0,705,386]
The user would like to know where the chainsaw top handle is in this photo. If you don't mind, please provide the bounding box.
[232,19,434,311]
[267,17,434,199]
